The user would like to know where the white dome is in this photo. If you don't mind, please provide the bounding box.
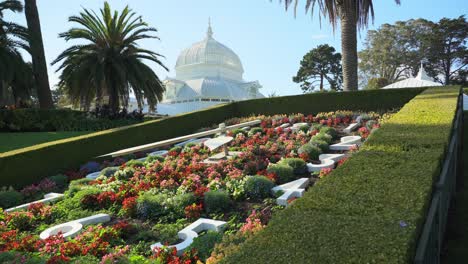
[175,22,244,81]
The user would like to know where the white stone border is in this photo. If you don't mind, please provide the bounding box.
[5,193,64,212]
[150,218,226,255]
[329,136,362,151]
[39,213,111,240]
[271,178,310,206]
[344,123,360,133]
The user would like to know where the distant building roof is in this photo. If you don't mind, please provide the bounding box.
[383,63,442,89]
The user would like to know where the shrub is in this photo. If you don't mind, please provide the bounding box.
[48,174,68,189]
[244,176,274,201]
[298,143,322,161]
[320,126,337,138]
[171,192,197,217]
[136,192,168,220]
[100,167,119,177]
[278,158,307,175]
[0,188,23,208]
[299,125,309,133]
[311,132,332,144]
[248,127,263,136]
[146,155,165,163]
[310,139,329,152]
[114,167,136,180]
[267,164,295,184]
[187,230,224,261]
[204,190,231,213]
[6,211,35,231]
[153,221,187,245]
[231,129,247,137]
[125,160,145,168]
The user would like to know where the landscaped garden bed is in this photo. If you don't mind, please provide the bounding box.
[0,111,383,263]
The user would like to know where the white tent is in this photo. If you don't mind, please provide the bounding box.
[383,63,442,89]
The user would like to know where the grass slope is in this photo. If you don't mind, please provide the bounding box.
[0,131,91,153]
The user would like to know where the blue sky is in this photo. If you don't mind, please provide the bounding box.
[6,0,468,96]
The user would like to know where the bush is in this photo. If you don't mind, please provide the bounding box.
[153,221,187,245]
[114,167,135,180]
[187,230,224,261]
[222,87,460,263]
[7,211,35,231]
[0,251,47,264]
[171,192,197,217]
[320,126,337,138]
[267,164,295,184]
[125,159,145,168]
[299,125,309,133]
[146,155,165,164]
[230,129,247,137]
[248,127,263,136]
[0,188,23,208]
[48,174,68,189]
[244,176,274,201]
[100,167,119,177]
[136,192,168,220]
[278,158,307,175]
[204,190,231,213]
[309,139,329,152]
[298,143,322,160]
[311,132,332,144]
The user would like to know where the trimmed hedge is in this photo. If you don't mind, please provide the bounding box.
[0,88,424,189]
[233,87,425,116]
[0,108,144,132]
[0,103,236,188]
[222,87,460,263]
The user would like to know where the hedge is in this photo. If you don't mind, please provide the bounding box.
[0,103,236,188]
[222,86,460,263]
[0,108,144,132]
[233,87,425,116]
[0,88,424,188]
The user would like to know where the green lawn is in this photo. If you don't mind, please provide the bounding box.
[441,113,468,263]
[0,131,92,153]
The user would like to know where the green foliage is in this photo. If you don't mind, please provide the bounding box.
[267,164,295,184]
[366,77,389,89]
[100,167,119,177]
[136,192,168,220]
[0,251,47,264]
[114,167,135,180]
[244,176,274,201]
[153,220,187,245]
[0,109,142,132]
[187,230,224,261]
[231,129,247,137]
[146,155,165,163]
[293,44,342,92]
[222,87,460,263]
[248,127,263,136]
[319,126,337,138]
[278,158,307,175]
[69,255,100,264]
[298,143,322,160]
[125,160,145,168]
[311,132,332,144]
[48,174,68,189]
[309,139,329,152]
[204,190,231,213]
[52,2,167,113]
[0,188,23,208]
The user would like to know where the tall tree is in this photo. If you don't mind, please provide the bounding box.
[52,2,168,113]
[425,16,468,85]
[293,44,342,92]
[24,0,53,108]
[0,0,32,106]
[359,17,468,85]
[279,0,400,91]
[359,19,433,83]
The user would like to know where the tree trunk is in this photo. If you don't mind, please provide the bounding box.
[339,4,358,91]
[25,0,54,109]
[320,74,324,91]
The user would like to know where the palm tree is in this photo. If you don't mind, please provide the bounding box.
[52,2,168,114]
[24,0,53,108]
[280,0,400,91]
[0,0,33,106]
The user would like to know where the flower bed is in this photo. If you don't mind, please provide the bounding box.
[0,111,384,263]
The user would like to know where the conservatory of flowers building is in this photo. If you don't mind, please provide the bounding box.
[155,21,264,115]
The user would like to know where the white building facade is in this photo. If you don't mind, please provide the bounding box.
[155,21,264,115]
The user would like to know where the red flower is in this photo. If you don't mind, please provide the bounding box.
[184,203,203,220]
[319,168,333,178]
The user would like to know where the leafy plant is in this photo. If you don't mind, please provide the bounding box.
[298,143,323,161]
[0,188,23,208]
[267,164,295,184]
[204,190,231,213]
[278,158,307,175]
[244,176,274,201]
[187,230,224,261]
